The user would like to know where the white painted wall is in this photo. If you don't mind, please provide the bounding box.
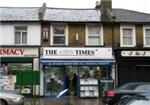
[0,23,41,45]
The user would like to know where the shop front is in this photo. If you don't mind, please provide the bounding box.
[115,49,150,86]
[40,47,115,97]
[0,46,39,95]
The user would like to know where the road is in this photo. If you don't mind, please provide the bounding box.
[24,96,104,105]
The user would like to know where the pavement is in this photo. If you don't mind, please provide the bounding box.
[24,96,103,105]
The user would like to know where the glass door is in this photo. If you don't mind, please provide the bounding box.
[65,66,78,96]
[44,66,63,97]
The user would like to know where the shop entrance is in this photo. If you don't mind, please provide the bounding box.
[118,64,150,86]
[65,66,78,96]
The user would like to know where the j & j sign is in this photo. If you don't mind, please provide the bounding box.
[121,51,150,57]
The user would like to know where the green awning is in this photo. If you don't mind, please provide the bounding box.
[0,57,33,63]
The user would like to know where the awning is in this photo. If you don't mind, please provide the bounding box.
[0,57,33,63]
[41,59,115,66]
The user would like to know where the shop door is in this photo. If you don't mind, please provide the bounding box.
[65,66,78,96]
[118,64,150,86]
[44,67,64,97]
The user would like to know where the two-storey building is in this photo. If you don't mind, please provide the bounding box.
[98,0,150,87]
[39,3,115,97]
[0,7,41,95]
[112,9,150,86]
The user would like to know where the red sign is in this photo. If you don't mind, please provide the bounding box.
[0,48,38,57]
[0,49,25,56]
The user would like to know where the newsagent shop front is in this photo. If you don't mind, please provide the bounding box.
[0,46,39,95]
[40,47,115,98]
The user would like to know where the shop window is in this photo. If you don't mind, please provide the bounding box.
[44,66,63,96]
[120,25,136,47]
[79,66,109,79]
[14,26,27,45]
[86,25,103,46]
[143,26,150,47]
[51,24,68,46]
[0,63,32,94]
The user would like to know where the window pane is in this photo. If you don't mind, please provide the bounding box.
[53,36,65,44]
[88,27,100,36]
[123,37,132,45]
[43,31,49,39]
[123,29,132,36]
[15,32,21,44]
[88,37,100,45]
[53,26,65,34]
[22,32,27,44]
[146,38,150,45]
[146,29,150,36]
[15,26,27,31]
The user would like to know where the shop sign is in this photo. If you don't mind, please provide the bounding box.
[42,47,113,59]
[0,47,38,57]
[121,51,150,57]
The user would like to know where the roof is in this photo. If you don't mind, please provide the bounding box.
[0,7,101,22]
[0,7,39,21]
[0,7,150,23]
[112,9,150,23]
[44,8,101,22]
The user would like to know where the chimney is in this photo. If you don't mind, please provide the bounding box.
[95,1,100,9]
[100,0,116,21]
[39,3,46,20]
[100,0,112,15]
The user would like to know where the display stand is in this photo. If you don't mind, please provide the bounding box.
[80,78,99,98]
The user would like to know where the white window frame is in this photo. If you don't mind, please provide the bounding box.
[143,26,150,47]
[85,24,103,46]
[50,23,68,46]
[120,25,136,47]
[14,26,28,45]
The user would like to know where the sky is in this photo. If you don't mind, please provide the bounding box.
[0,0,150,14]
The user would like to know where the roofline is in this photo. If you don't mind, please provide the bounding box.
[0,6,40,8]
[0,6,97,10]
[1,21,150,24]
[0,21,40,23]
[112,8,150,15]
[45,7,98,10]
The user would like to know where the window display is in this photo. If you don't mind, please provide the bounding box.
[44,67,63,96]
[79,66,110,79]
[79,66,110,98]
[0,63,32,94]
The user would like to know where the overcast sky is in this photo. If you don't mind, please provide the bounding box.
[0,0,150,13]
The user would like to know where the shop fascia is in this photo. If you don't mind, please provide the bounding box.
[0,47,38,57]
[121,51,150,57]
[42,47,114,59]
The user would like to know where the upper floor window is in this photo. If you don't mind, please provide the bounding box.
[143,26,150,47]
[15,26,27,45]
[120,26,136,47]
[86,25,103,46]
[51,24,68,46]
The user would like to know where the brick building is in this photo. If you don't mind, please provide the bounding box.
[1,0,150,98]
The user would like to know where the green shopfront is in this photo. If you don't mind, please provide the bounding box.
[40,47,115,98]
[0,46,39,95]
